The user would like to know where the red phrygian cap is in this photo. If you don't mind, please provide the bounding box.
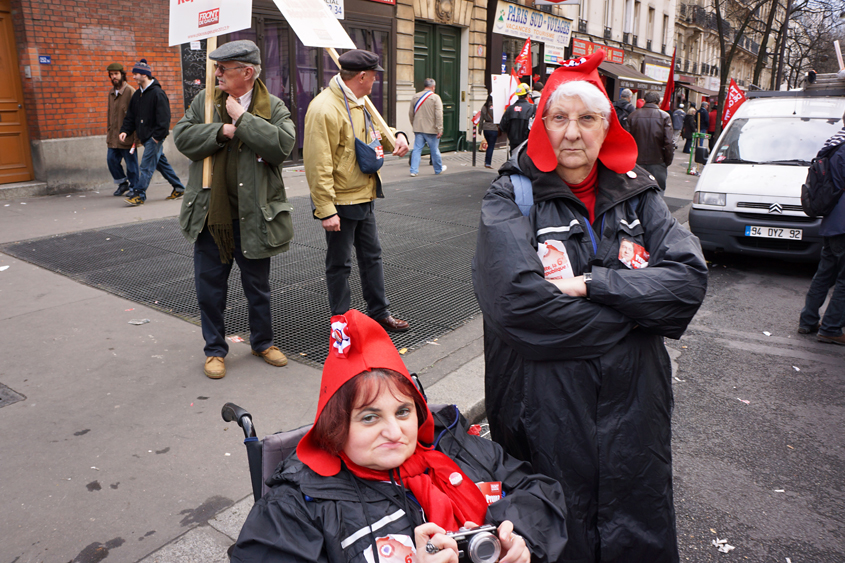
[297,309,434,476]
[527,50,638,174]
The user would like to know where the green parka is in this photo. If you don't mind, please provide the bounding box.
[174,81,296,259]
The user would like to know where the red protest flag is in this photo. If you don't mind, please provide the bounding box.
[659,48,676,112]
[506,67,521,107]
[514,38,532,77]
[722,78,747,129]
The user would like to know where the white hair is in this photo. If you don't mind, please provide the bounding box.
[546,81,612,129]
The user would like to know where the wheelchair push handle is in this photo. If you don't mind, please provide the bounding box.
[222,402,257,439]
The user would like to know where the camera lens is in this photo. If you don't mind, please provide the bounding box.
[467,532,501,563]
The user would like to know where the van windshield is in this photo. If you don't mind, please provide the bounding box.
[712,117,843,165]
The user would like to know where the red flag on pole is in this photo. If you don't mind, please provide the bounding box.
[722,78,747,129]
[514,38,531,77]
[659,48,676,112]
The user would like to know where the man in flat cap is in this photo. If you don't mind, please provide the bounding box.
[105,63,138,197]
[174,40,295,379]
[303,49,411,333]
[119,58,185,205]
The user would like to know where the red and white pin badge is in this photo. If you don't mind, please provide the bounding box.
[330,315,351,358]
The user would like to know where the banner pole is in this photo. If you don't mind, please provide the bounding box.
[202,36,217,189]
[325,47,397,147]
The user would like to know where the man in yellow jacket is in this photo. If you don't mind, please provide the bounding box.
[303,50,411,332]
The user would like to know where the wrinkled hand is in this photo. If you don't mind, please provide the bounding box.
[393,134,409,157]
[221,124,237,139]
[119,132,127,142]
[415,523,458,563]
[548,275,587,297]
[226,95,246,122]
[496,521,530,563]
[321,216,341,232]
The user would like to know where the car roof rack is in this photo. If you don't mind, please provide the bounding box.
[747,72,845,99]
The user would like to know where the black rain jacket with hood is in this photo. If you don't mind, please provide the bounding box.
[472,146,707,563]
[230,405,569,563]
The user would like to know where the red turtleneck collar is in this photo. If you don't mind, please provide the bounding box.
[564,163,598,223]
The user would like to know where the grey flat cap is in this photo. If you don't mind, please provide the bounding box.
[338,49,384,72]
[209,40,261,65]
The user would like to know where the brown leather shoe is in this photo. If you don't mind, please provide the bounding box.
[376,315,410,332]
[252,345,288,366]
[204,356,226,379]
[817,333,845,346]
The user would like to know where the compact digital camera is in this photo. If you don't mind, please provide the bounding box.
[446,525,501,563]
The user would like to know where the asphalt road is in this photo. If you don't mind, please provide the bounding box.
[670,253,844,562]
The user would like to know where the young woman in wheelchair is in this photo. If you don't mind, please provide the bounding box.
[230,309,568,563]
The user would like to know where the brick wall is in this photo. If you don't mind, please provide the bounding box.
[11,0,184,141]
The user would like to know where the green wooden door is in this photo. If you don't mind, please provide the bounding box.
[414,23,461,152]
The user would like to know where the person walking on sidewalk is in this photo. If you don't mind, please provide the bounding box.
[105,63,138,197]
[628,90,674,190]
[798,123,845,345]
[409,78,445,177]
[477,95,499,169]
[173,40,295,379]
[119,58,185,205]
[303,49,411,334]
[672,103,685,147]
[612,88,635,132]
[499,83,535,156]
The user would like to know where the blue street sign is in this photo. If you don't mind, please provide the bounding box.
[39,56,51,64]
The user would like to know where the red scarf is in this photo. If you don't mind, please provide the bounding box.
[340,448,488,531]
[566,163,599,223]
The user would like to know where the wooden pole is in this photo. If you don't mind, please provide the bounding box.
[324,47,396,147]
[202,36,217,189]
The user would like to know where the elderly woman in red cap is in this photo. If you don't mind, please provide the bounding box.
[472,51,708,563]
[230,309,568,563]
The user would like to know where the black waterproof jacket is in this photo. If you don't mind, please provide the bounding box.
[472,148,707,563]
[500,98,536,150]
[120,79,171,144]
[231,405,568,563]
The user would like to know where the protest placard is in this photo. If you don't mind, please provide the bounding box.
[168,0,253,47]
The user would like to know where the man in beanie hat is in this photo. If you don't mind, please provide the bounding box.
[105,63,138,196]
[173,39,295,379]
[303,49,411,334]
[119,58,185,205]
[499,83,536,155]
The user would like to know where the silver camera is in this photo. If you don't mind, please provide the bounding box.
[447,525,501,563]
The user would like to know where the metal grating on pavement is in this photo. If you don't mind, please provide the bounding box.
[1,171,490,367]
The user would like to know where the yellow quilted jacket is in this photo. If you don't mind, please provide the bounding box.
[303,76,396,219]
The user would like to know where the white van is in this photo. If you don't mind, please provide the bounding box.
[689,92,845,261]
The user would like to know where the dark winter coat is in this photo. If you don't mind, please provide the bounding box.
[682,114,696,140]
[231,405,569,563]
[612,99,635,131]
[120,79,171,144]
[500,98,536,150]
[821,142,845,236]
[472,148,708,563]
[628,103,674,166]
[671,108,685,131]
[696,107,709,132]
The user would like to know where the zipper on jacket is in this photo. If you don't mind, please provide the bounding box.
[581,214,598,255]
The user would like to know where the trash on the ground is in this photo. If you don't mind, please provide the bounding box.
[674,376,686,382]
[774,489,785,492]
[763,331,772,336]
[426,341,440,345]
[20,202,26,205]
[681,345,687,348]
[786,558,792,563]
[710,528,717,534]
[399,347,408,354]
[225,452,231,456]
[793,366,800,371]
[0,265,9,272]
[228,335,245,343]
[300,352,307,356]
[737,398,750,404]
[787,444,794,449]
[91,467,99,471]
[711,538,736,553]
[125,308,134,311]
[190,403,194,407]
[4,203,9,206]
[128,319,150,325]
